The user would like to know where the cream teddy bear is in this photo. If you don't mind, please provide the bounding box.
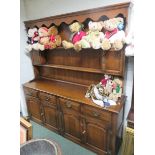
[101,17,126,51]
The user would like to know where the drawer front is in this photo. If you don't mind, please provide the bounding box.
[39,92,56,105]
[84,106,111,123]
[59,98,80,112]
[24,87,38,97]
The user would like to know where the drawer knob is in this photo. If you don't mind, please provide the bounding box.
[46,97,50,101]
[41,113,44,116]
[93,111,100,117]
[66,101,72,108]
[82,130,86,134]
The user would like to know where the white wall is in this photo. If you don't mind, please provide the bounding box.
[21,0,133,126]
[20,0,34,116]
[24,0,130,20]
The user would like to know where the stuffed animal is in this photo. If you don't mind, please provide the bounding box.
[108,90,119,102]
[62,22,89,51]
[38,27,49,47]
[85,76,123,107]
[113,78,123,97]
[101,17,126,51]
[100,74,111,87]
[26,28,44,51]
[48,26,61,48]
[38,26,61,50]
[78,21,105,50]
[108,78,123,101]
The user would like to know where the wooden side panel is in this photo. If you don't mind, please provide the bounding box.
[30,50,46,65]
[103,49,125,76]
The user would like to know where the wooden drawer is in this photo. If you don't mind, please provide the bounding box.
[59,98,80,112]
[83,106,111,123]
[39,92,56,104]
[24,87,38,97]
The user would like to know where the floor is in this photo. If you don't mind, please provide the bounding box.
[31,120,122,155]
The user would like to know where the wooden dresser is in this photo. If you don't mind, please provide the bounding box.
[23,2,130,155]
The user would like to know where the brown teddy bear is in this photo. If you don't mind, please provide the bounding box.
[38,26,61,50]
[101,17,126,51]
[62,22,87,51]
[48,26,61,48]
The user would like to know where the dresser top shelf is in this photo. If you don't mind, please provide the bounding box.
[24,78,125,114]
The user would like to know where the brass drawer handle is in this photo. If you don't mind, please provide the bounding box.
[66,101,72,108]
[93,111,100,117]
[82,130,86,134]
[45,97,50,101]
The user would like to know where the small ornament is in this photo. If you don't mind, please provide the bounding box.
[118,23,124,30]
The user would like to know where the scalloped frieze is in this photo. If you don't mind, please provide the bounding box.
[24,2,130,29]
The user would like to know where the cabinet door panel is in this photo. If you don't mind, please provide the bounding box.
[63,113,81,141]
[85,119,110,153]
[26,96,42,122]
[43,102,58,130]
[59,97,81,141]
[87,123,107,150]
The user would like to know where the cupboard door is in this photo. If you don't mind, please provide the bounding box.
[42,101,59,132]
[85,118,111,154]
[26,96,42,123]
[59,98,81,142]
[62,112,81,142]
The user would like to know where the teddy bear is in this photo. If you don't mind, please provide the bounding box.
[26,28,45,52]
[85,82,117,107]
[62,22,90,51]
[76,21,105,51]
[85,75,120,107]
[101,17,126,51]
[38,26,61,50]
[100,74,111,87]
[48,26,61,48]
[108,90,119,102]
[113,78,123,97]
[85,75,124,107]
[108,78,123,101]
